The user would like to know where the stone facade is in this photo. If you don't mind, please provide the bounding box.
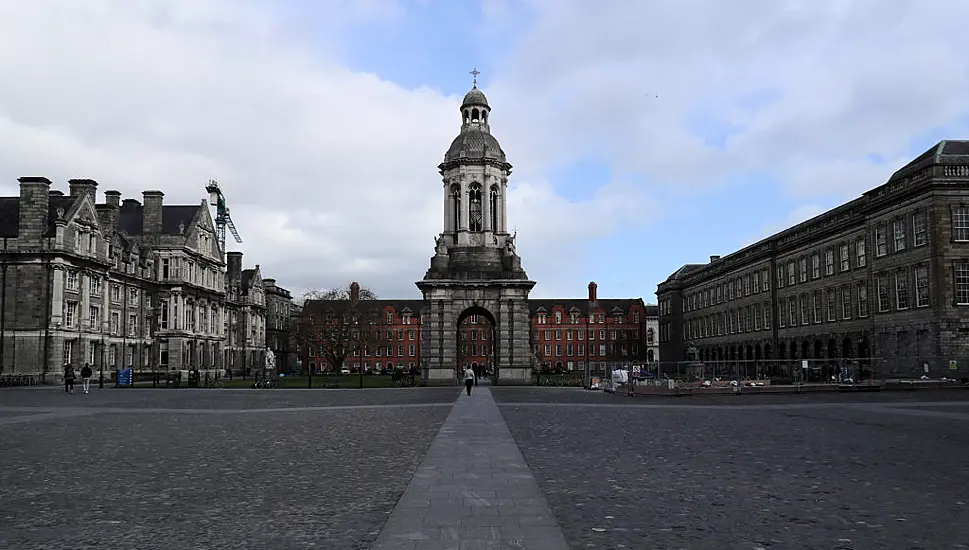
[263,278,297,374]
[0,177,271,380]
[416,83,535,385]
[657,140,969,375]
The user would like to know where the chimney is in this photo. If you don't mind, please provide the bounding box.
[18,177,52,250]
[104,190,122,208]
[710,255,721,263]
[121,198,140,210]
[350,281,360,302]
[68,179,98,203]
[263,278,276,288]
[226,251,243,282]
[588,281,598,302]
[142,190,164,234]
[49,190,64,197]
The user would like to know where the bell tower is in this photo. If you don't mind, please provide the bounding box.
[417,69,536,386]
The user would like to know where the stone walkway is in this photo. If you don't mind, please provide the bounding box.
[372,387,569,550]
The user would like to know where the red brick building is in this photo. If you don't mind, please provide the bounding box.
[299,282,652,378]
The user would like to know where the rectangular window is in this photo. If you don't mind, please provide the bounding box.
[67,271,78,290]
[840,243,850,272]
[762,268,770,291]
[825,249,834,275]
[161,258,170,279]
[65,301,78,327]
[128,314,138,336]
[754,304,762,331]
[841,286,852,319]
[788,298,797,326]
[811,253,820,279]
[111,284,121,302]
[954,206,969,241]
[578,344,585,356]
[877,275,891,312]
[856,238,866,267]
[799,258,808,283]
[893,219,906,252]
[956,262,969,305]
[110,312,120,334]
[566,343,573,356]
[787,261,796,285]
[826,289,836,321]
[599,344,606,356]
[763,302,771,329]
[813,290,822,323]
[875,225,888,256]
[858,282,869,317]
[915,266,929,308]
[160,300,169,329]
[89,305,101,329]
[777,265,785,288]
[89,276,102,296]
[895,270,909,310]
[753,271,760,293]
[800,294,809,325]
[913,211,927,247]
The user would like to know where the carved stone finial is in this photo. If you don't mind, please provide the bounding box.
[56,207,65,219]
[178,221,185,234]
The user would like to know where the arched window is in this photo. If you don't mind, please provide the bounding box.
[450,184,461,232]
[646,328,655,344]
[469,183,482,232]
[490,185,499,231]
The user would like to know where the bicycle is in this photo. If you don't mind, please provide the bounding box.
[252,379,276,389]
[395,376,416,388]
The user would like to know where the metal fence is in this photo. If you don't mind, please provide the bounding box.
[644,357,969,385]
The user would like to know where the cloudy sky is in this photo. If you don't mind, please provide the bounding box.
[2,0,968,301]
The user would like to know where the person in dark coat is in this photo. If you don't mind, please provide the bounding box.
[64,364,76,394]
[80,363,93,394]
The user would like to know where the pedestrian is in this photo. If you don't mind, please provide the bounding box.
[64,364,76,394]
[80,363,93,394]
[464,365,476,396]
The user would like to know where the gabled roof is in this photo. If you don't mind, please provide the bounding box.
[528,298,646,317]
[0,195,80,238]
[118,202,201,237]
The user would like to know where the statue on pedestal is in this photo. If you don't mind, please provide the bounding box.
[434,233,448,256]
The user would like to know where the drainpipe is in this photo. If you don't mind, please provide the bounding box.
[0,262,6,374]
[42,256,52,383]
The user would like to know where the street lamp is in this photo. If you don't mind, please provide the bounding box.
[99,325,106,389]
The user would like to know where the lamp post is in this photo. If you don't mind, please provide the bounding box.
[98,326,106,389]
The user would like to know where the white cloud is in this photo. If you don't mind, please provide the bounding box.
[0,0,634,300]
[489,0,969,201]
[742,204,828,249]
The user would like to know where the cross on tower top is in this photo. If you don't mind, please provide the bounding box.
[470,67,481,87]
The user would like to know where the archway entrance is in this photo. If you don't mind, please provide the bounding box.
[457,307,496,382]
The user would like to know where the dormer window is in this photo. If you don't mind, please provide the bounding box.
[554,311,562,324]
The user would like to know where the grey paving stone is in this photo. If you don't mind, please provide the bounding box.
[495,389,969,550]
[372,388,569,550]
[0,391,455,550]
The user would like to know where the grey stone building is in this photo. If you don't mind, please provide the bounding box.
[416,81,535,385]
[224,252,266,377]
[262,277,297,374]
[0,177,268,380]
[657,140,969,376]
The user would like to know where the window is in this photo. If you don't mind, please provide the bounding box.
[89,305,101,329]
[840,243,850,272]
[778,298,786,327]
[841,287,852,320]
[826,289,836,321]
[89,276,102,296]
[409,330,415,341]
[956,262,969,305]
[408,344,415,356]
[787,261,795,285]
[88,343,96,365]
[800,294,809,325]
[954,206,969,241]
[813,290,822,323]
[762,268,769,291]
[128,287,138,305]
[160,300,169,329]
[777,265,785,288]
[110,312,120,334]
[877,275,890,312]
[599,344,606,356]
[811,253,820,279]
[875,225,888,256]
[633,312,640,323]
[556,330,562,341]
[763,302,771,329]
[128,314,138,336]
[566,344,573,356]
[858,282,869,317]
[895,270,910,310]
[893,219,907,252]
[753,271,761,293]
[161,258,170,279]
[788,299,797,327]
[915,266,929,308]
[386,312,393,324]
[856,238,867,267]
[578,344,585,356]
[67,271,78,291]
[799,258,807,283]
[754,304,762,331]
[913,211,927,247]
[65,301,78,327]
[825,249,834,276]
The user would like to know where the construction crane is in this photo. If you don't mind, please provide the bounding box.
[205,180,242,253]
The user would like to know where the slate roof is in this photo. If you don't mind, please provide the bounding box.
[0,195,80,238]
[117,201,200,236]
[528,298,647,317]
[443,127,507,163]
[462,87,489,108]
[889,140,969,182]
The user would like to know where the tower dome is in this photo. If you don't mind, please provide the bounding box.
[462,87,489,108]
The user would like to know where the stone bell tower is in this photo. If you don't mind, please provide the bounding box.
[416,71,536,385]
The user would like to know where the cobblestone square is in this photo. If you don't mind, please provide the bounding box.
[3,386,968,550]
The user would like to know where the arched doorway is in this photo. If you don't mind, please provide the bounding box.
[457,307,496,382]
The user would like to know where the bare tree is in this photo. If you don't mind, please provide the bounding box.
[297,282,387,376]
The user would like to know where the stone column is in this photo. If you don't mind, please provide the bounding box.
[482,179,492,233]
[458,185,469,232]
[443,185,452,233]
[50,266,64,327]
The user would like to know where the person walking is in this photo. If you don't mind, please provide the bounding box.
[463,365,476,396]
[80,363,93,394]
[63,364,76,394]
